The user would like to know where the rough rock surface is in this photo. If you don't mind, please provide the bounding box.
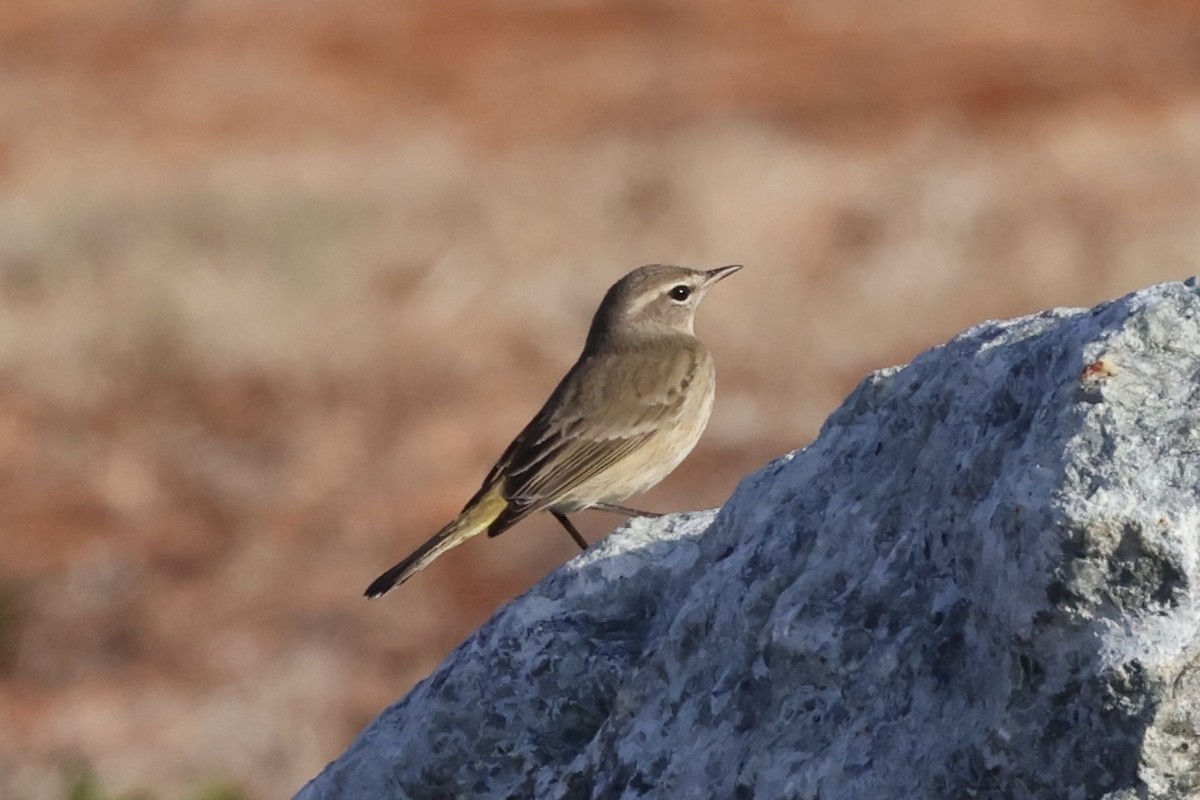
[296,279,1200,800]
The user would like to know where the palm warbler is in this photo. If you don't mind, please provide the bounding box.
[365,263,741,598]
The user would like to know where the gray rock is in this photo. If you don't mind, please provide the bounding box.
[296,279,1200,800]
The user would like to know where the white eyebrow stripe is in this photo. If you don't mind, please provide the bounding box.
[627,286,660,317]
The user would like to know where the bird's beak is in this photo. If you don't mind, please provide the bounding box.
[703,264,743,285]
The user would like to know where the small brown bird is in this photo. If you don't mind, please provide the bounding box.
[365,263,741,598]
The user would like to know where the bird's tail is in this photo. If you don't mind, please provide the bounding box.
[364,486,508,598]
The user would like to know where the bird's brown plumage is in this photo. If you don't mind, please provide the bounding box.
[364,263,740,598]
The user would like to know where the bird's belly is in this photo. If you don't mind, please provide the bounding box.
[553,366,716,511]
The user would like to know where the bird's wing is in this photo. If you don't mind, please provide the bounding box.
[480,340,704,534]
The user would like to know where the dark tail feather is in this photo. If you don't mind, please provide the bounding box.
[363,536,442,598]
[364,486,507,598]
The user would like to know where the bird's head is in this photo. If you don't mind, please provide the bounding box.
[586,263,742,348]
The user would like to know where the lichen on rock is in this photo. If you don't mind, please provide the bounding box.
[297,279,1200,800]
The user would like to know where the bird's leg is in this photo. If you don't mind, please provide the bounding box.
[551,511,589,551]
[590,502,663,518]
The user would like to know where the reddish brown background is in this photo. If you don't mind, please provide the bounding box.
[2,1,1200,797]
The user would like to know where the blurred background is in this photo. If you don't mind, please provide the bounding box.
[1,0,1199,797]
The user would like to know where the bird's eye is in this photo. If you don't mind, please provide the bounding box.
[668,285,691,302]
